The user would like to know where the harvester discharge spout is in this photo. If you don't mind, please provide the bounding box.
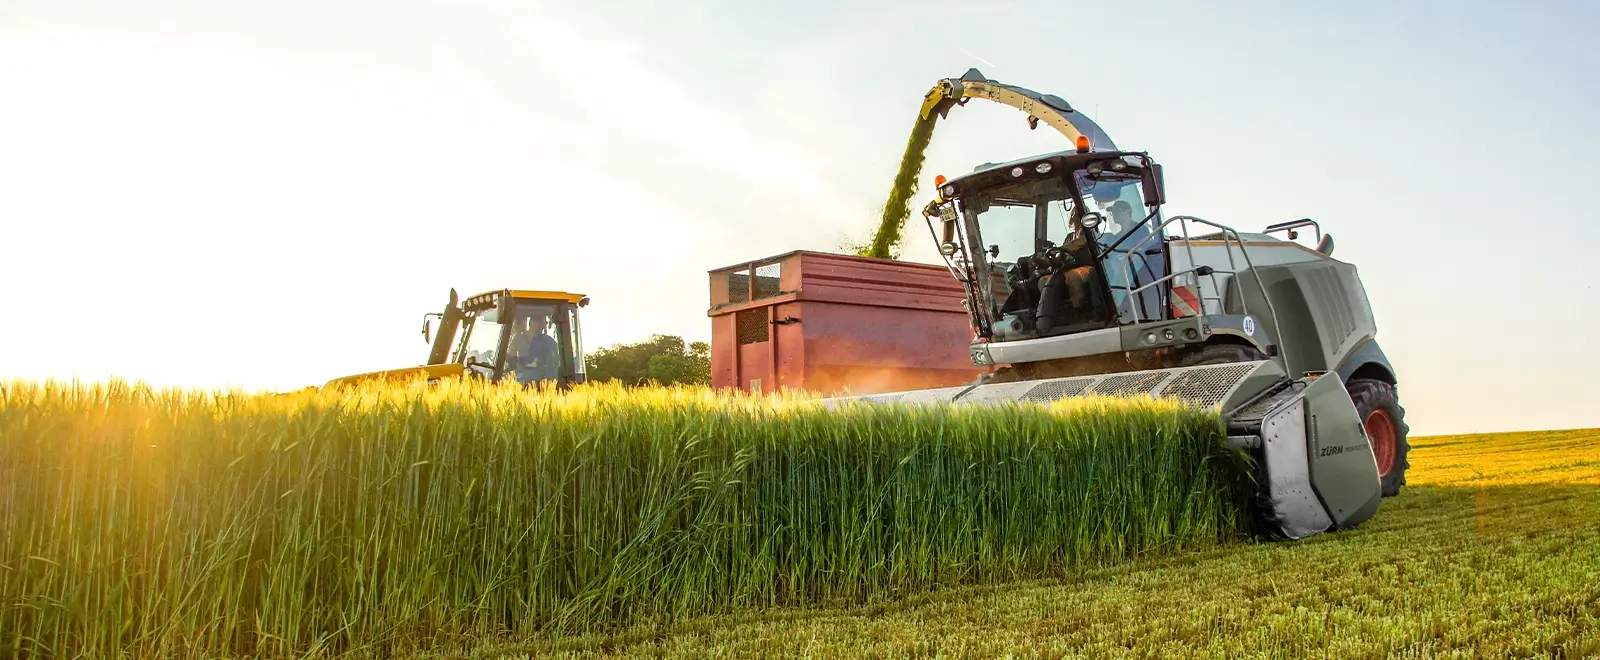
[864,69,1121,260]
[919,68,1119,151]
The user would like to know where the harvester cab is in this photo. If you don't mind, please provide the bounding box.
[324,288,591,390]
[831,69,1411,541]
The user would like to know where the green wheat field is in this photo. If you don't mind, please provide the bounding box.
[2,379,1596,659]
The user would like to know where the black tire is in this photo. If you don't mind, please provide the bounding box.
[1178,343,1266,367]
[1347,378,1411,497]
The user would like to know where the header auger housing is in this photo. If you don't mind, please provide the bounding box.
[831,70,1409,541]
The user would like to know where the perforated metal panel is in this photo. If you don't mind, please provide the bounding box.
[1020,378,1095,402]
[736,308,769,345]
[1089,371,1172,398]
[823,360,1275,413]
[1155,363,1261,409]
[958,380,1044,405]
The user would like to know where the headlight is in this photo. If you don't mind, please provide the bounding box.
[1035,162,1052,174]
[939,241,959,256]
[1080,212,1102,230]
[970,347,993,365]
[942,185,955,197]
[1010,166,1024,177]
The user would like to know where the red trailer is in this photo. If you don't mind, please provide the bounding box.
[707,250,987,396]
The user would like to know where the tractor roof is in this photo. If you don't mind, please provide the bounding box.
[461,289,588,310]
[940,148,1144,198]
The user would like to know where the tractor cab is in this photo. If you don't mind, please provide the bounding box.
[924,146,1271,380]
[928,147,1172,333]
[324,288,590,389]
[447,289,590,388]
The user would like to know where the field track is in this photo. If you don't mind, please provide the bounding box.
[485,428,1600,659]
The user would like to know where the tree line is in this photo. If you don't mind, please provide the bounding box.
[583,334,710,387]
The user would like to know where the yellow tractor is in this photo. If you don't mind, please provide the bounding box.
[325,288,591,389]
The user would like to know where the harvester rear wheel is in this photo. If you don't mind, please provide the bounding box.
[1347,378,1410,497]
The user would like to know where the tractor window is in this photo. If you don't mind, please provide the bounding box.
[505,302,564,385]
[971,202,1035,265]
[1085,176,1150,241]
[568,308,586,379]
[458,309,504,374]
[1084,175,1168,321]
[970,199,1074,265]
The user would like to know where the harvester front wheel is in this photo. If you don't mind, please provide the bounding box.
[1348,378,1410,497]
[1178,343,1265,367]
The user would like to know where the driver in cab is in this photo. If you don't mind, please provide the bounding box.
[507,311,561,384]
[1087,179,1162,318]
[1090,181,1138,239]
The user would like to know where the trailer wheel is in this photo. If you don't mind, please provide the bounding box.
[1347,378,1410,497]
[1178,343,1265,367]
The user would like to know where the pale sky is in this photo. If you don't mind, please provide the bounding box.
[3,0,1597,436]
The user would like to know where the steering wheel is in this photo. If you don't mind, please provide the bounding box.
[464,355,496,377]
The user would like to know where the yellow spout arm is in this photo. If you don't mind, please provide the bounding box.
[918,68,1119,151]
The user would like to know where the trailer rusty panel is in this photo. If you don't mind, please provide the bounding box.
[708,250,985,395]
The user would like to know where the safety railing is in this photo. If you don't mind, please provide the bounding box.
[1117,215,1284,342]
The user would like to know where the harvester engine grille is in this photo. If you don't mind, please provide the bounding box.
[1157,363,1261,410]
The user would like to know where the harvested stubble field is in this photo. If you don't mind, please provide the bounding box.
[0,379,1247,659]
[511,426,1600,659]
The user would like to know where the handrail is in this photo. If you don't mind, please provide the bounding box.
[1177,216,1281,340]
[1118,215,1284,345]
[1120,215,1220,324]
[1263,218,1322,243]
[927,192,1285,348]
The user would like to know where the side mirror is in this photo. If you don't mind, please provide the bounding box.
[422,318,432,343]
[495,293,513,324]
[1141,164,1166,207]
[578,296,590,308]
[1316,233,1335,256]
